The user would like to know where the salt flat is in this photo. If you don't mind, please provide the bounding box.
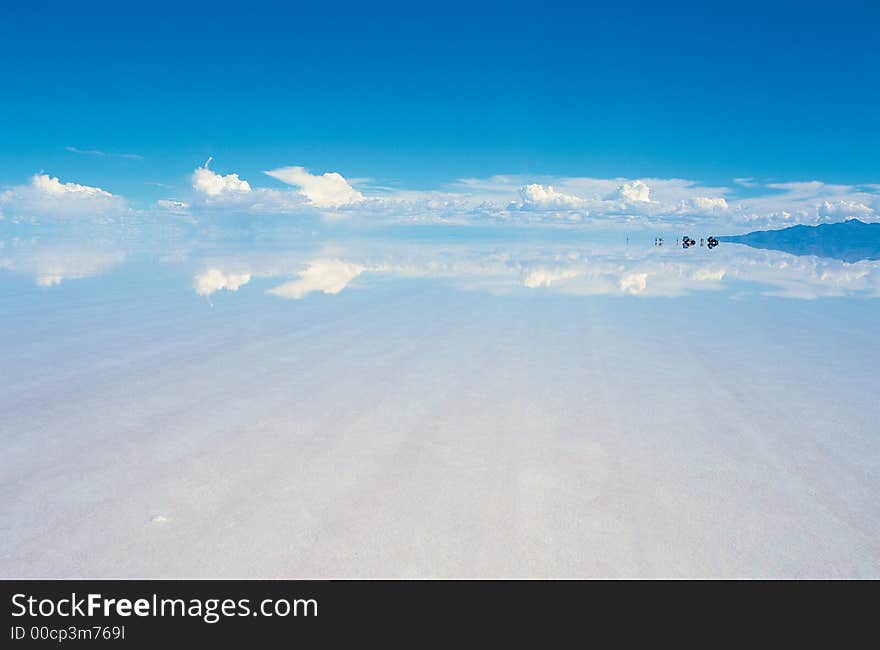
[1,236,879,578]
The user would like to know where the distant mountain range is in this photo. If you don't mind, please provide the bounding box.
[719,219,880,263]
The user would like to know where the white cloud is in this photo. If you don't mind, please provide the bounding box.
[613,180,652,203]
[817,200,873,220]
[193,171,874,229]
[4,161,877,231]
[727,181,879,228]
[0,174,127,220]
[267,259,364,299]
[192,158,251,197]
[516,184,586,210]
[194,269,251,296]
[264,166,363,208]
[678,196,729,215]
[688,197,728,211]
[32,174,114,198]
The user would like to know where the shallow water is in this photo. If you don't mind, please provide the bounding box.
[2,226,879,577]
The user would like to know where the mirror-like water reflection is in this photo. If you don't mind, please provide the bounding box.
[4,227,880,301]
[2,223,879,578]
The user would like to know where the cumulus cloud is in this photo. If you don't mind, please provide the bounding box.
[32,174,114,198]
[686,197,728,211]
[613,180,652,203]
[677,196,730,216]
[194,269,251,296]
[267,259,364,299]
[0,174,127,220]
[263,166,364,208]
[192,158,251,197]
[516,184,586,210]
[4,160,877,231]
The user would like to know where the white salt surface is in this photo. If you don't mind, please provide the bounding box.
[1,242,879,578]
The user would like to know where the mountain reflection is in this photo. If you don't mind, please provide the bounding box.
[720,219,880,263]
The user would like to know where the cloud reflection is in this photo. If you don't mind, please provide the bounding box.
[0,241,125,286]
[189,239,880,301]
[267,260,364,300]
[194,269,251,296]
[2,228,879,301]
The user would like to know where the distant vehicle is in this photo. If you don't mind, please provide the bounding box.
[682,236,696,248]
[707,236,719,249]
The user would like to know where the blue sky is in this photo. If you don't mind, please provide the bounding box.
[1,0,878,227]
[4,2,878,185]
